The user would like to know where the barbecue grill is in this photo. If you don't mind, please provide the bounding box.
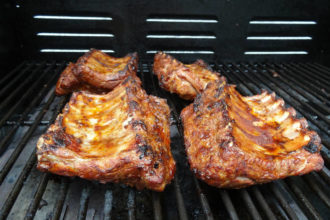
[0,0,329,219]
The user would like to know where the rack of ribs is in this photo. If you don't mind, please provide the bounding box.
[153,52,225,100]
[37,76,175,191]
[55,49,138,95]
[180,80,324,188]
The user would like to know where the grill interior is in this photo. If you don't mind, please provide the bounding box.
[0,61,329,220]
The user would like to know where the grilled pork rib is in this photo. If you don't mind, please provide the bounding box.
[153,52,224,100]
[181,80,323,188]
[38,76,175,191]
[55,49,138,95]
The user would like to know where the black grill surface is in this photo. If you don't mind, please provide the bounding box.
[0,61,329,220]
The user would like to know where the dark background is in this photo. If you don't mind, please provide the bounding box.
[1,0,330,72]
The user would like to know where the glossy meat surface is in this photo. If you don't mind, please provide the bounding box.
[181,81,324,188]
[38,76,175,191]
[153,52,224,100]
[55,49,138,95]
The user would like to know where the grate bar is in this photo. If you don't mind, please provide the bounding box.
[251,187,277,220]
[127,189,136,220]
[152,192,162,220]
[0,61,26,86]
[303,174,330,207]
[271,64,330,99]
[241,64,329,135]
[219,190,239,220]
[0,92,56,184]
[52,178,70,220]
[295,63,330,83]
[217,62,320,219]
[0,62,57,128]
[306,63,330,78]
[144,62,191,220]
[0,92,60,219]
[249,64,330,124]
[24,173,49,220]
[262,65,330,112]
[78,186,91,220]
[0,63,47,110]
[276,64,329,97]
[319,167,330,185]
[297,63,330,81]
[270,183,301,220]
[241,189,262,220]
[0,63,34,98]
[272,66,330,105]
[0,63,64,156]
[147,61,214,220]
[285,178,323,220]
[173,176,189,220]
[0,63,66,181]
[280,64,330,93]
[224,63,328,215]
[4,120,50,126]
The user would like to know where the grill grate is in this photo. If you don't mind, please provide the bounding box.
[0,61,329,220]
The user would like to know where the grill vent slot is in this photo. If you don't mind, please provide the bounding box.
[33,15,112,21]
[40,49,115,53]
[245,18,316,56]
[146,15,218,58]
[32,14,114,57]
[146,50,214,54]
[249,20,317,25]
[37,33,114,38]
[146,18,218,23]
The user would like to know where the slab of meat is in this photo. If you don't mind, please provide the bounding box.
[55,49,138,95]
[38,76,175,191]
[181,80,324,188]
[153,52,225,100]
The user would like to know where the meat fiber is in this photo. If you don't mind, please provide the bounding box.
[38,76,175,191]
[181,80,323,188]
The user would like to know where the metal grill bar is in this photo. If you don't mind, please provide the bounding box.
[127,189,136,220]
[285,64,330,89]
[241,189,262,220]
[0,61,26,86]
[143,62,191,220]
[219,190,239,220]
[0,63,34,98]
[0,63,65,182]
[0,61,329,220]
[305,63,330,79]
[147,62,216,220]
[241,64,329,135]
[216,62,329,219]
[0,92,59,219]
[251,187,277,220]
[0,62,46,110]
[0,62,58,129]
[303,174,330,207]
[285,178,323,219]
[294,63,330,83]
[270,183,301,220]
[257,64,330,114]
[271,64,330,100]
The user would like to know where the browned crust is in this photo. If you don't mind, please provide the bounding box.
[55,49,139,95]
[153,51,224,100]
[38,76,175,191]
[180,81,324,188]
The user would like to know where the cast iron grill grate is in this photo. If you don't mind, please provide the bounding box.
[0,61,329,220]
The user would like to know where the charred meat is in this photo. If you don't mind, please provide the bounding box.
[153,52,225,100]
[38,76,175,191]
[181,80,323,188]
[55,49,138,95]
